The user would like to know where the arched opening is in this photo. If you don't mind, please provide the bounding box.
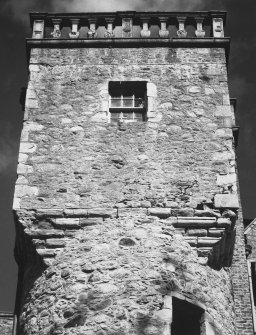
[171,297,204,335]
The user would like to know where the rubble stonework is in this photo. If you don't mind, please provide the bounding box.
[0,313,14,335]
[13,11,253,335]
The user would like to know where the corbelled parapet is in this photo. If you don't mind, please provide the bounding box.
[13,10,253,335]
[28,11,229,49]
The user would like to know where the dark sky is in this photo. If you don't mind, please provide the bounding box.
[0,0,255,312]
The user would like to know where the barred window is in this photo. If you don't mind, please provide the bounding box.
[109,81,147,123]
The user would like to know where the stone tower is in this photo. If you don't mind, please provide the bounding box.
[13,10,254,335]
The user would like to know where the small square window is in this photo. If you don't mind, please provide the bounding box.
[109,81,147,123]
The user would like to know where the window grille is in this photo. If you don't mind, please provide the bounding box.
[109,81,147,122]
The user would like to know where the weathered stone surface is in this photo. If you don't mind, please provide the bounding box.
[88,208,117,218]
[0,313,14,335]
[12,32,250,335]
[214,194,239,208]
[187,229,207,236]
[46,239,66,248]
[37,208,64,217]
[198,237,221,247]
[18,220,236,335]
[55,218,80,228]
[208,228,225,237]
[176,217,216,228]
[216,217,232,228]
[148,208,171,218]
[80,218,103,226]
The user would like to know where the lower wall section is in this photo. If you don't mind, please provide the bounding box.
[0,312,15,335]
[18,212,237,335]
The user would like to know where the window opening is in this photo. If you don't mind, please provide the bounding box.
[109,81,147,123]
[171,297,204,335]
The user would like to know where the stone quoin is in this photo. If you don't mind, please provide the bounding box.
[4,10,254,335]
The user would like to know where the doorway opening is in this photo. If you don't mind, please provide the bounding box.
[171,296,204,335]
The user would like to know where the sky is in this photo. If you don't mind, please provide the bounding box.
[0,0,255,312]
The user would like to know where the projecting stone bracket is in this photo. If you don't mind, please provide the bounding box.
[14,195,237,269]
[163,215,236,269]
[147,195,238,269]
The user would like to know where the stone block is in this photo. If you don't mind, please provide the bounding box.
[12,198,20,209]
[176,217,216,228]
[208,228,225,237]
[17,164,33,174]
[188,86,201,93]
[187,229,207,237]
[18,153,28,163]
[148,208,171,218]
[16,176,28,185]
[55,218,80,228]
[222,94,230,105]
[217,173,237,186]
[37,249,56,257]
[91,112,108,122]
[14,185,38,198]
[80,217,103,226]
[28,229,65,238]
[212,150,234,161]
[214,194,239,209]
[215,106,232,117]
[220,117,235,128]
[64,209,88,217]
[88,208,117,218]
[194,209,220,218]
[118,208,147,218]
[46,239,66,248]
[147,83,157,97]
[37,209,64,217]
[19,142,37,153]
[164,296,173,309]
[25,98,39,109]
[171,208,194,217]
[215,128,233,139]
[216,217,232,228]
[29,64,40,72]
[198,237,221,247]
[183,236,197,247]
[154,309,172,322]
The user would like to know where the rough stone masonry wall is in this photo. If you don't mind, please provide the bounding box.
[13,47,253,335]
[0,313,14,335]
